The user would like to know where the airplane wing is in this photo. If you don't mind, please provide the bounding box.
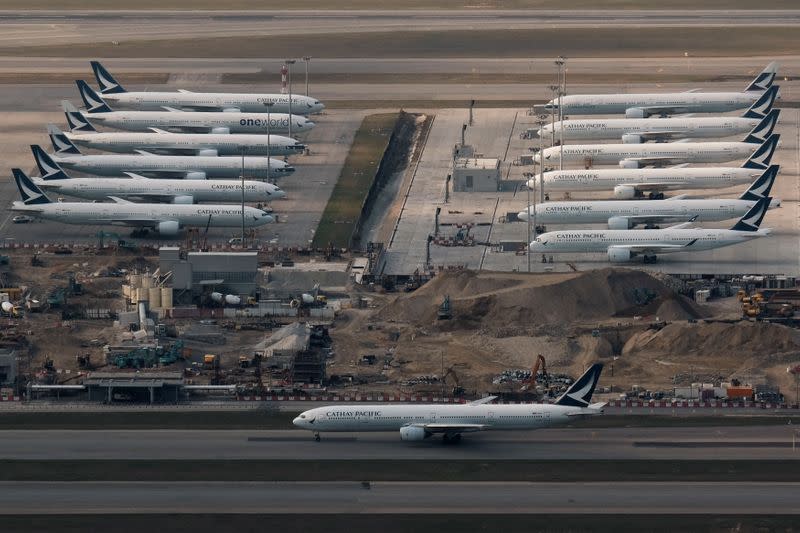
[134,149,158,156]
[610,240,698,255]
[638,131,688,142]
[147,127,171,134]
[618,214,694,227]
[623,182,684,193]
[468,396,497,405]
[116,192,180,203]
[621,157,678,168]
[664,194,688,200]
[122,172,150,180]
[177,89,194,94]
[161,106,184,112]
[411,423,489,434]
[631,106,692,117]
[683,89,702,93]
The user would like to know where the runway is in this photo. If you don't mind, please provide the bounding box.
[2,426,800,460]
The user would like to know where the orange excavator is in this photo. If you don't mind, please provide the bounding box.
[520,354,548,391]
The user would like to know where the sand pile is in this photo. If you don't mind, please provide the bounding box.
[379,268,705,330]
[622,321,800,359]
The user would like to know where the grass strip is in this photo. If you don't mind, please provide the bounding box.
[4,27,799,58]
[312,112,397,248]
[1,459,799,482]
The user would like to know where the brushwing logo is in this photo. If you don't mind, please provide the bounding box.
[745,135,779,170]
[66,111,90,132]
[97,70,119,93]
[51,133,73,154]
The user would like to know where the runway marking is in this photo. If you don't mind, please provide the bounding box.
[635,441,795,448]
[247,436,358,442]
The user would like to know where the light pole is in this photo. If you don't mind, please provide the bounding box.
[240,146,246,245]
[525,173,531,273]
[537,114,548,230]
[264,101,274,181]
[555,56,567,171]
[548,83,558,148]
[285,59,296,138]
[302,56,311,96]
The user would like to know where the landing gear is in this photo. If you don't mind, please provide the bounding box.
[314,432,321,442]
[643,224,661,230]
[131,228,150,238]
[648,192,665,200]
[642,254,658,264]
[442,434,462,445]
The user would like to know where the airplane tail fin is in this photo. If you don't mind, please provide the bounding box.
[76,79,112,113]
[90,60,126,94]
[61,100,96,132]
[742,85,779,119]
[742,134,780,169]
[731,196,771,232]
[554,363,603,408]
[745,61,778,92]
[743,109,780,144]
[30,145,71,181]
[12,169,51,205]
[738,165,779,201]
[47,124,81,154]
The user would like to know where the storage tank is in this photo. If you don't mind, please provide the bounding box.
[128,274,141,288]
[141,275,153,289]
[161,287,173,309]
[148,288,162,308]
[122,284,131,298]
[136,287,149,302]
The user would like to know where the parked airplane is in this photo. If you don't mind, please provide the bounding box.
[73,82,315,135]
[36,142,292,181]
[31,150,285,204]
[528,196,772,263]
[11,169,274,237]
[537,88,779,143]
[294,364,605,442]
[90,60,325,114]
[535,117,778,169]
[526,135,779,199]
[519,165,779,229]
[543,62,778,117]
[58,110,304,156]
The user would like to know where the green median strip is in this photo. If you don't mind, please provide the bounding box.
[1,460,799,482]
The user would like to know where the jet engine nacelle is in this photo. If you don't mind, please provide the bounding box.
[625,107,647,119]
[211,127,230,134]
[157,220,180,237]
[197,149,218,157]
[621,133,643,144]
[172,195,194,205]
[399,425,428,441]
[619,159,641,169]
[607,246,633,263]
[607,216,632,230]
[185,171,206,180]
[613,185,637,199]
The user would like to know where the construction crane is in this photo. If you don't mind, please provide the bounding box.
[520,354,548,391]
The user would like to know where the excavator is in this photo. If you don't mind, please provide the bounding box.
[520,354,548,392]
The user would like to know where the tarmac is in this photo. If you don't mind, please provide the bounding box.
[0,480,798,514]
[3,426,800,460]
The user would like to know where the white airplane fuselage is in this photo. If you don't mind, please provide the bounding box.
[84,110,314,134]
[530,228,768,254]
[102,91,325,115]
[11,201,274,230]
[522,198,776,227]
[539,116,763,142]
[33,177,285,204]
[64,131,303,156]
[293,403,581,433]
[527,167,765,194]
[549,92,761,116]
[50,153,292,179]
[539,141,761,167]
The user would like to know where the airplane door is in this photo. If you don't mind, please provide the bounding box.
[429,412,437,423]
[488,411,495,422]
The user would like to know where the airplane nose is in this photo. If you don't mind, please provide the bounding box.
[517,211,529,221]
[293,416,303,427]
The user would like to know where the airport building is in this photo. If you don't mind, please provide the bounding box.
[0,348,17,386]
[158,247,258,298]
[452,157,501,193]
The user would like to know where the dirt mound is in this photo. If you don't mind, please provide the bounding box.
[379,268,705,331]
[654,296,707,321]
[622,321,800,359]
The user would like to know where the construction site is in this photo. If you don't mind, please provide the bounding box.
[0,238,799,406]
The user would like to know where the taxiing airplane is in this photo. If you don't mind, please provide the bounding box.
[528,196,772,263]
[543,62,778,117]
[519,165,779,229]
[37,140,292,181]
[73,81,315,135]
[535,116,778,169]
[294,364,605,442]
[58,109,304,156]
[526,135,779,199]
[31,150,285,204]
[537,88,779,143]
[90,60,325,114]
[11,169,274,237]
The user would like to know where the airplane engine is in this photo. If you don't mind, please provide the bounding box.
[607,216,633,230]
[185,172,206,180]
[197,149,218,157]
[621,134,643,144]
[211,127,230,134]
[625,107,647,119]
[607,247,633,263]
[619,159,640,169]
[613,185,637,199]
[157,220,180,237]
[399,425,428,441]
[172,195,194,204]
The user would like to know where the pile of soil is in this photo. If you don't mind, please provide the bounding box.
[379,268,706,331]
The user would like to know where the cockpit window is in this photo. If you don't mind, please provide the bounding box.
[300,414,306,419]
